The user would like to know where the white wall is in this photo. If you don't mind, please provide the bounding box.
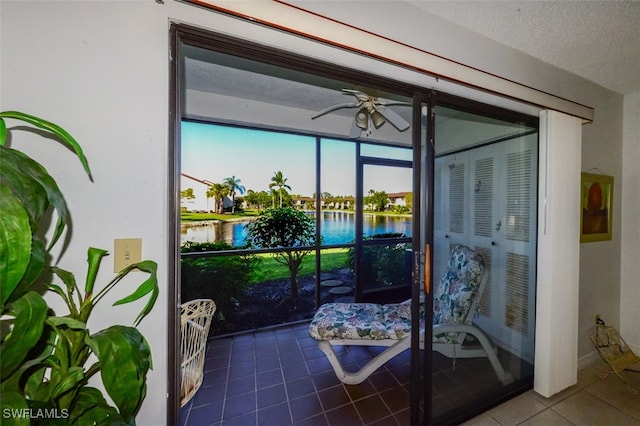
[1,2,170,424]
[621,90,640,353]
[1,1,629,423]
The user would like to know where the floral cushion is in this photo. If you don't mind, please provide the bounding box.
[310,301,427,341]
[432,245,484,341]
[309,303,391,340]
[310,246,483,343]
[382,301,412,339]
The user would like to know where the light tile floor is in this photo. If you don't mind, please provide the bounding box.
[463,363,640,426]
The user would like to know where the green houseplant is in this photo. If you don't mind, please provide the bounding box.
[0,111,158,425]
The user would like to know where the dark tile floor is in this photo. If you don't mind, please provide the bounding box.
[179,322,515,426]
[180,322,412,426]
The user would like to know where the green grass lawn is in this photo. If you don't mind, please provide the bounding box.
[249,247,350,284]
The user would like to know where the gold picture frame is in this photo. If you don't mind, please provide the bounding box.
[580,173,614,242]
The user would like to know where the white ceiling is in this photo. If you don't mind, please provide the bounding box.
[409,0,640,95]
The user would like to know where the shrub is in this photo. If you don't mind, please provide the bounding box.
[347,233,410,287]
[180,241,257,321]
[244,207,317,300]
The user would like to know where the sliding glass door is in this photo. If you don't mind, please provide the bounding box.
[171,24,539,426]
[429,98,539,424]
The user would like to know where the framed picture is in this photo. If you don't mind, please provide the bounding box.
[580,173,614,242]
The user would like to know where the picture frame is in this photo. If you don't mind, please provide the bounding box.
[580,173,614,242]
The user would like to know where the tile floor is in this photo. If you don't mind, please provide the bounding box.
[462,362,640,426]
[180,322,412,426]
[180,323,640,426]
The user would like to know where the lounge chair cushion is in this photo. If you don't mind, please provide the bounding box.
[310,301,419,341]
[310,303,393,340]
[382,301,413,339]
[433,245,484,326]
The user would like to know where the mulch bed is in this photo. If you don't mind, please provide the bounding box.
[211,269,354,337]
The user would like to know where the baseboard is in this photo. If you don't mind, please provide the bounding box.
[578,349,601,371]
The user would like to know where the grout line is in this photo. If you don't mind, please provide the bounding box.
[276,330,296,426]
[191,326,637,426]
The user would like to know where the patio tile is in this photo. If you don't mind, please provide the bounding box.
[325,403,364,426]
[290,393,324,421]
[222,391,256,420]
[256,368,284,389]
[311,370,342,391]
[257,402,291,426]
[286,376,316,399]
[257,383,287,409]
[354,394,393,425]
[282,360,309,381]
[318,384,352,411]
[228,361,255,380]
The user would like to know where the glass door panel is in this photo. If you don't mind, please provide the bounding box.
[356,154,413,303]
[431,102,538,424]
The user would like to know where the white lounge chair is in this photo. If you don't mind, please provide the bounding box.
[309,245,513,385]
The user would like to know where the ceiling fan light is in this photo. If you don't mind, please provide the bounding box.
[370,110,385,128]
[355,108,368,130]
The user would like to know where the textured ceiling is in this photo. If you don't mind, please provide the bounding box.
[409,1,640,95]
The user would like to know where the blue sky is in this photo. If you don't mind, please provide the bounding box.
[181,121,412,197]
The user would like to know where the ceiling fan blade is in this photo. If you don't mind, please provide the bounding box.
[342,89,370,102]
[311,102,359,120]
[376,99,411,107]
[377,106,410,131]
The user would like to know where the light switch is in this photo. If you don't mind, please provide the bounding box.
[114,238,142,272]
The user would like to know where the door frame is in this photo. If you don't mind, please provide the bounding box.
[169,22,425,425]
[169,23,541,426]
[355,154,414,303]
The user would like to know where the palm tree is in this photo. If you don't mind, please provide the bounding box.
[269,171,292,208]
[223,175,246,214]
[206,183,228,214]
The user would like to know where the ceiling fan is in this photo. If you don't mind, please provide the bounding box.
[311,89,410,138]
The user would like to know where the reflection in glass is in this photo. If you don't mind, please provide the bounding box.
[362,142,413,160]
[431,104,538,424]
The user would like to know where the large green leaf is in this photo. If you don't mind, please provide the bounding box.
[50,266,81,318]
[84,247,108,297]
[0,147,49,228]
[45,316,87,331]
[8,238,47,307]
[112,260,159,326]
[0,111,92,179]
[90,326,151,422]
[0,390,30,426]
[91,258,158,327]
[0,292,47,381]
[22,327,58,402]
[0,185,32,306]
[1,147,70,251]
[50,366,84,401]
[0,118,6,145]
[69,387,124,425]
